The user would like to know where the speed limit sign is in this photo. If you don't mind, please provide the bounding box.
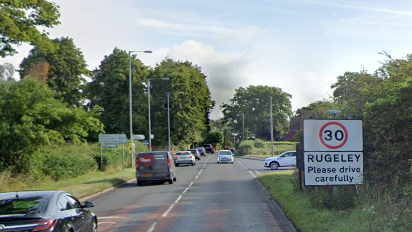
[304,120,362,151]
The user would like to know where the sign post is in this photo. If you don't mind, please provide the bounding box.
[303,120,363,186]
[99,134,127,171]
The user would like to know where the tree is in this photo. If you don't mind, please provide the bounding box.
[85,48,151,136]
[19,37,89,106]
[221,85,292,140]
[0,77,103,174]
[0,0,60,57]
[150,58,214,148]
[206,130,223,146]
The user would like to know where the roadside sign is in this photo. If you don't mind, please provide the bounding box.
[99,134,127,144]
[102,144,117,148]
[303,119,363,186]
[133,134,145,141]
[304,120,362,151]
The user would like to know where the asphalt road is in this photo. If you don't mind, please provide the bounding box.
[89,155,296,232]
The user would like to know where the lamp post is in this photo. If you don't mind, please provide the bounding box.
[270,97,274,156]
[242,113,245,142]
[148,78,169,151]
[129,50,152,165]
[167,92,184,152]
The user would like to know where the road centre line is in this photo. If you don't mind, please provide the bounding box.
[147,222,156,232]
[147,155,213,232]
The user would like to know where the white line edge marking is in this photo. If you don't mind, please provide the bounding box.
[148,155,213,232]
[249,170,257,178]
[255,170,260,175]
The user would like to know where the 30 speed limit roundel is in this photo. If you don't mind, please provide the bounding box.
[318,122,348,149]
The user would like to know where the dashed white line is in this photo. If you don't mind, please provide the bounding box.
[147,222,157,232]
[248,170,257,178]
[147,155,213,232]
[162,204,175,217]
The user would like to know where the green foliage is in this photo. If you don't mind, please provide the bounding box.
[237,140,254,156]
[254,139,265,148]
[221,85,292,140]
[86,48,151,137]
[20,37,89,106]
[206,130,223,145]
[0,78,103,174]
[41,145,97,181]
[150,58,214,147]
[0,0,60,57]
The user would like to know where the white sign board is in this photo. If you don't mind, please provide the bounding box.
[303,120,363,186]
[99,134,127,144]
[133,134,145,140]
[304,120,362,151]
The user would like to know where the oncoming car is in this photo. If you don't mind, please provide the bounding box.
[264,151,297,170]
[217,150,234,164]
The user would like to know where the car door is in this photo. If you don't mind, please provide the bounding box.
[66,194,91,232]
[283,152,295,166]
[57,194,84,232]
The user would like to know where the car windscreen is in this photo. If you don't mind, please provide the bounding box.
[176,152,191,156]
[137,153,167,170]
[0,195,49,216]
[219,151,232,156]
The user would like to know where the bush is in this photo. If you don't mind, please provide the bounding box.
[254,139,265,148]
[42,145,97,181]
[237,141,254,156]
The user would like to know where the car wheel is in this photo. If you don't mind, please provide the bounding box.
[91,218,98,232]
[137,180,142,186]
[173,177,177,181]
[270,162,279,170]
[231,162,234,164]
[175,163,179,167]
[168,179,174,184]
[192,162,195,166]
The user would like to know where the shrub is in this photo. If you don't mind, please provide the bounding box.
[237,141,254,156]
[254,139,265,148]
[42,145,97,181]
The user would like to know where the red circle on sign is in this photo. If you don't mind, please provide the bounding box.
[318,122,348,149]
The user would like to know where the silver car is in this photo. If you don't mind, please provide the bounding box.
[217,150,234,164]
[174,151,196,166]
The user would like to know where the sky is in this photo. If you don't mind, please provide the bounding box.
[2,0,412,119]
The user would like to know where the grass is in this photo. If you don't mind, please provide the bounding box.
[243,141,297,158]
[0,167,135,199]
[258,171,367,232]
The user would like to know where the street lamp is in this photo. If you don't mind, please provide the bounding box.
[129,50,152,164]
[148,78,169,151]
[242,113,245,142]
[167,92,184,152]
[270,97,274,156]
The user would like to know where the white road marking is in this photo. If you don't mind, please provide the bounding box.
[147,222,157,232]
[162,204,175,217]
[249,170,257,178]
[255,170,260,175]
[98,216,127,219]
[147,154,213,232]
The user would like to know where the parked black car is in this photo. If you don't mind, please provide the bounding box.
[203,144,214,154]
[0,190,97,232]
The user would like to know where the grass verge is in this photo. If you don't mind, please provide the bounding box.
[258,171,370,232]
[0,168,135,199]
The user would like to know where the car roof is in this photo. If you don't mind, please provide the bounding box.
[0,190,64,199]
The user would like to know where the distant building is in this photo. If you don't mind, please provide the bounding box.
[282,110,313,141]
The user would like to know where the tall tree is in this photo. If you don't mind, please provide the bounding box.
[19,37,89,106]
[221,85,292,140]
[0,0,60,57]
[150,58,214,148]
[85,48,151,136]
